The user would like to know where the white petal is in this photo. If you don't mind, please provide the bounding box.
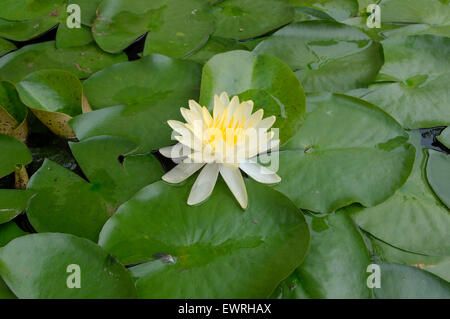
[162,163,205,183]
[219,92,230,107]
[188,100,203,115]
[188,163,220,206]
[245,109,264,128]
[220,165,248,209]
[180,107,202,124]
[239,162,281,184]
[168,120,190,135]
[213,95,225,119]
[159,143,191,159]
[255,116,276,131]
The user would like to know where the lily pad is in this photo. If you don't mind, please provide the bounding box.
[253,21,383,92]
[26,136,163,241]
[56,23,93,49]
[437,127,450,149]
[0,233,138,298]
[72,55,202,152]
[0,13,61,42]
[200,50,306,144]
[0,134,32,179]
[185,37,248,64]
[351,131,450,256]
[358,35,450,129]
[93,0,214,58]
[99,179,310,298]
[289,0,358,21]
[275,93,415,213]
[0,276,16,299]
[372,263,450,299]
[212,0,294,40]
[17,69,85,137]
[0,38,16,56]
[0,0,64,21]
[0,81,28,140]
[0,189,35,224]
[369,235,450,282]
[379,0,450,36]
[0,221,28,247]
[69,0,102,26]
[0,41,127,84]
[426,149,450,208]
[272,211,371,298]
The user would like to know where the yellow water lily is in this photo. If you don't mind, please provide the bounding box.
[160,92,281,209]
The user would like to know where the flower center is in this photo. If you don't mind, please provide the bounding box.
[206,110,246,149]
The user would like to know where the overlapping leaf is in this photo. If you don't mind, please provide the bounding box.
[274,93,415,213]
[99,179,310,298]
[0,233,138,298]
[254,21,383,92]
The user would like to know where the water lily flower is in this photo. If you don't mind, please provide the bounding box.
[160,92,281,209]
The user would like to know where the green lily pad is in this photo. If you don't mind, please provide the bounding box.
[0,0,64,21]
[358,35,450,129]
[275,93,415,213]
[185,37,248,64]
[379,0,450,37]
[212,0,294,40]
[253,21,383,93]
[99,179,310,298]
[0,81,28,140]
[437,127,450,148]
[0,38,16,56]
[199,50,306,144]
[0,221,28,247]
[0,134,32,178]
[0,189,35,224]
[426,149,450,208]
[0,41,127,84]
[69,136,164,208]
[93,0,214,58]
[351,131,450,256]
[83,54,201,109]
[289,0,358,21]
[272,211,371,299]
[372,263,450,299]
[17,69,84,137]
[72,55,202,152]
[26,136,163,241]
[0,233,138,298]
[69,0,102,26]
[0,276,16,299]
[56,23,93,49]
[0,9,62,42]
[369,235,450,282]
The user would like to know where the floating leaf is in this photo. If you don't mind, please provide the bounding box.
[200,50,306,144]
[0,221,27,247]
[272,211,371,299]
[0,38,16,56]
[93,0,214,58]
[0,276,16,299]
[426,149,450,209]
[0,81,28,140]
[99,179,310,298]
[72,55,202,152]
[17,69,84,137]
[372,263,450,299]
[369,235,450,282]
[358,35,450,129]
[26,136,163,241]
[0,189,34,224]
[0,41,127,84]
[254,21,383,92]
[0,14,61,42]
[56,24,93,49]
[274,93,415,213]
[351,132,450,256]
[69,0,102,26]
[437,127,450,149]
[0,233,138,298]
[289,0,358,21]
[0,134,31,179]
[0,0,64,21]
[185,37,247,64]
[212,0,294,40]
